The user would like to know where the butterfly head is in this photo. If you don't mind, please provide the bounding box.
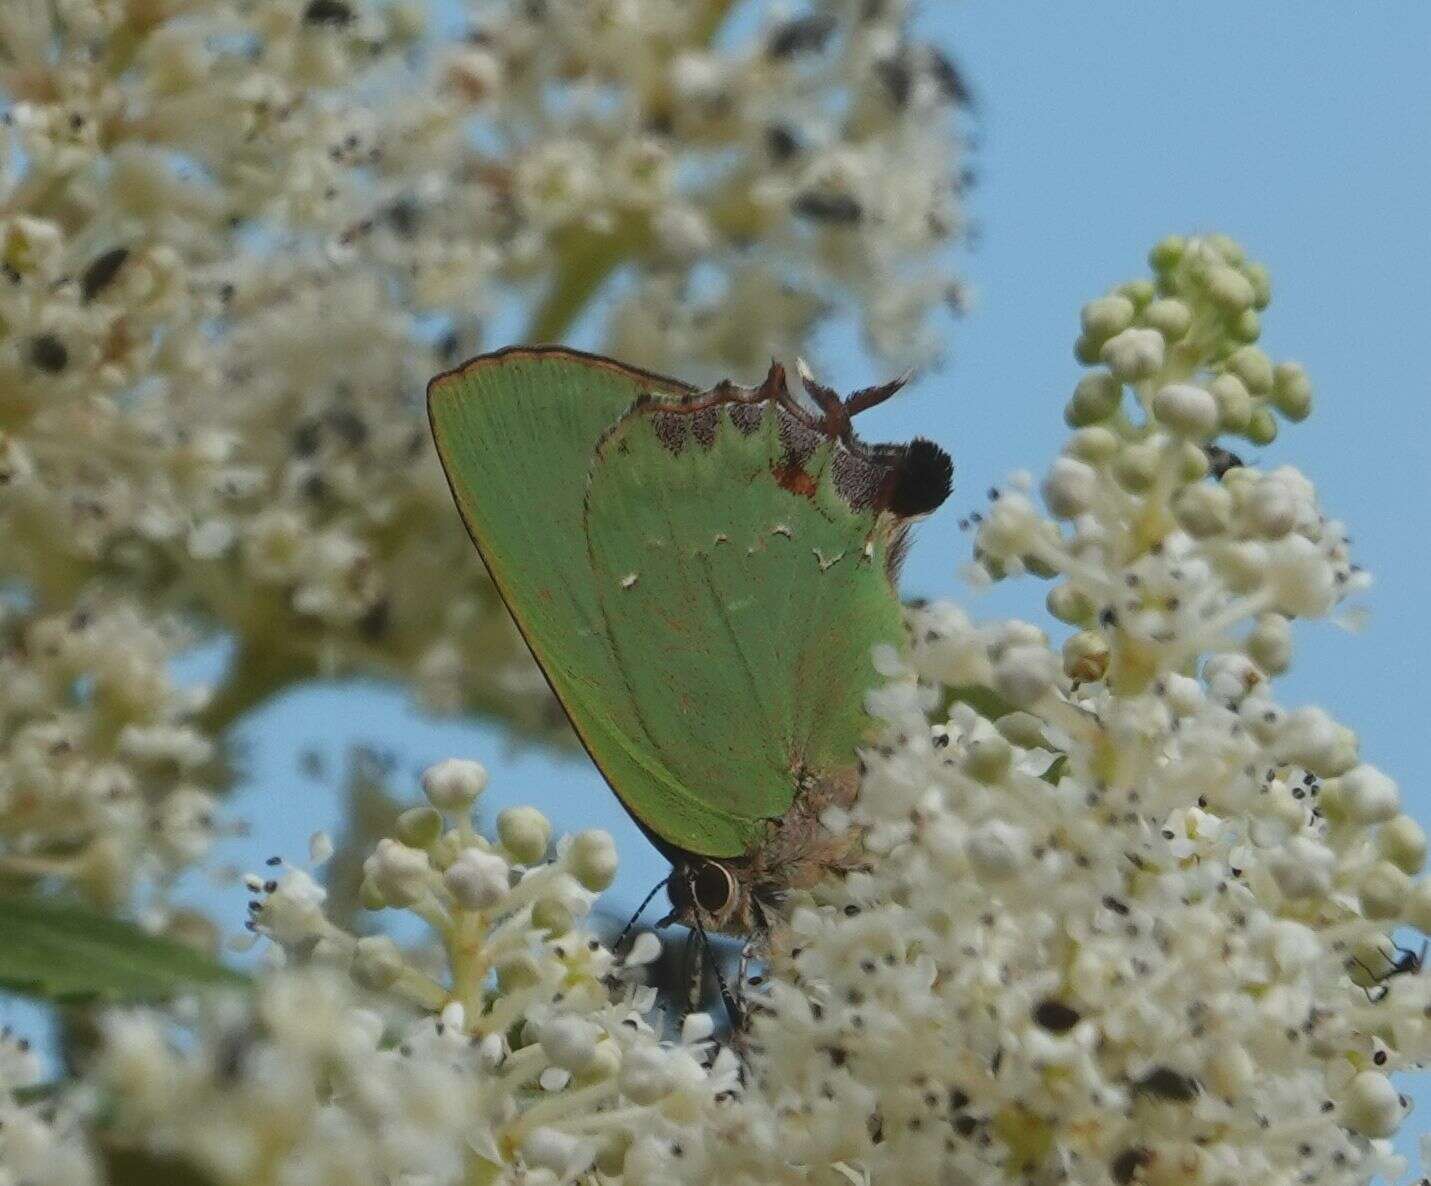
[664,857,764,935]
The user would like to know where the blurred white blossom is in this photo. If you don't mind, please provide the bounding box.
[0,0,969,809]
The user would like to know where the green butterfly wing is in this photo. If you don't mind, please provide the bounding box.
[428,348,733,842]
[429,348,948,862]
[581,396,909,856]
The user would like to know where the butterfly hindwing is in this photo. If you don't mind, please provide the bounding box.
[581,387,912,856]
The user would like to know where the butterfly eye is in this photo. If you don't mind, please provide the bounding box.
[691,861,736,914]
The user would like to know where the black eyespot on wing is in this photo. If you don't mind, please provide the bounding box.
[888,437,953,517]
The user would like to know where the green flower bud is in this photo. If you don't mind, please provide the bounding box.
[1272,361,1312,421]
[396,806,444,849]
[1206,264,1255,312]
[1230,308,1261,343]
[1116,279,1155,307]
[1067,370,1122,425]
[1148,235,1186,273]
[1246,407,1278,446]
[1205,233,1245,264]
[1073,334,1102,366]
[1062,631,1109,682]
[496,953,543,991]
[1244,261,1272,308]
[1142,298,1192,341]
[1153,383,1219,439]
[568,829,618,892]
[1080,295,1135,343]
[1113,441,1159,493]
[1178,441,1211,481]
[965,735,1013,783]
[1047,583,1095,625]
[353,935,406,990]
[1173,483,1232,538]
[1227,346,1274,393]
[533,897,574,937]
[1208,373,1252,432]
[360,876,387,911]
[1066,427,1119,464]
[497,805,552,865]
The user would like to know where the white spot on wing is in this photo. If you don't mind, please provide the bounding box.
[713,532,730,545]
[771,524,793,539]
[620,573,639,589]
[813,548,845,572]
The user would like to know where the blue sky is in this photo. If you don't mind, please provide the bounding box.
[8,1,1429,1169]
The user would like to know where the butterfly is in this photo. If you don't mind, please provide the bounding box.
[428,347,951,944]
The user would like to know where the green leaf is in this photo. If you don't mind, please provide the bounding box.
[0,894,246,1003]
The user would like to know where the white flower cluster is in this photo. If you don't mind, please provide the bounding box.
[703,236,1428,1184]
[0,0,967,765]
[0,600,220,906]
[67,760,739,1186]
[5,235,1423,1186]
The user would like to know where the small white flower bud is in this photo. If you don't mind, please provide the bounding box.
[967,820,1027,881]
[1227,346,1274,393]
[1099,328,1164,382]
[352,935,406,990]
[1062,631,1109,682]
[1342,1071,1403,1139]
[681,1013,715,1044]
[620,1045,675,1105]
[1246,477,1299,539]
[1205,1043,1255,1098]
[1246,614,1292,675]
[421,758,489,813]
[497,805,552,864]
[1273,361,1313,421]
[1359,861,1410,920]
[1066,371,1122,425]
[396,805,443,848]
[1173,482,1232,537]
[1268,836,1334,900]
[540,1016,602,1073]
[533,897,574,936]
[568,829,618,892]
[1323,765,1400,824]
[523,1128,593,1179]
[1405,877,1431,932]
[444,848,510,910]
[1080,295,1135,342]
[362,838,432,907]
[1205,264,1256,311]
[1142,298,1192,340]
[1113,440,1159,493]
[1066,426,1120,464]
[964,735,1013,783]
[1277,707,1358,778]
[1042,457,1097,519]
[1152,384,1219,439]
[624,931,662,967]
[477,1032,509,1069]
[1208,373,1252,432]
[1378,815,1427,874]
[994,644,1059,708]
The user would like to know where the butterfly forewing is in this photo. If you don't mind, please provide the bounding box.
[428,349,750,854]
